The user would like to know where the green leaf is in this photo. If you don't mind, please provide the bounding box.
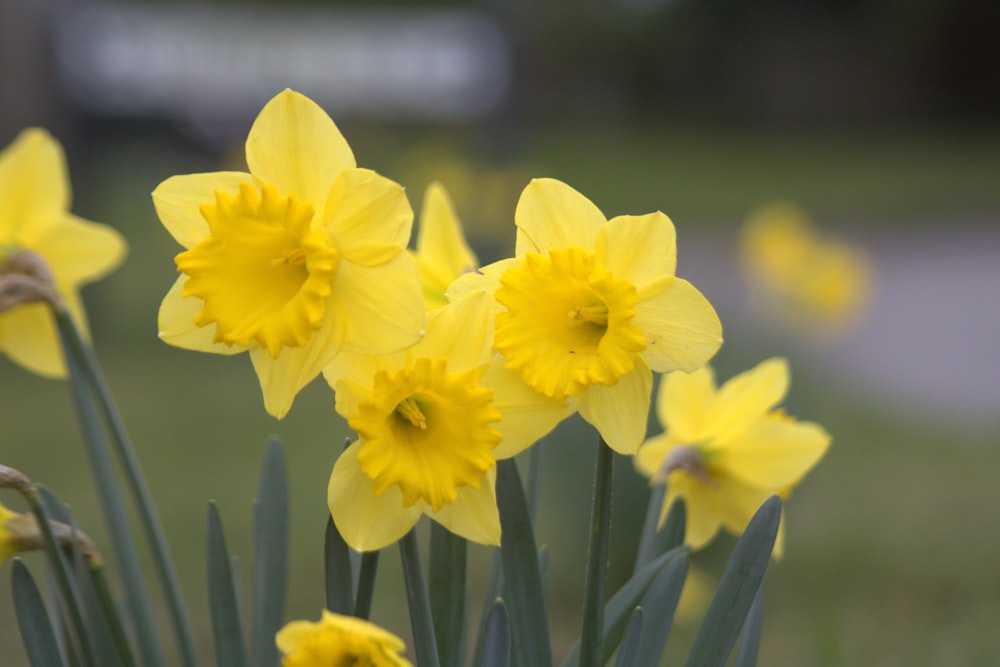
[399,528,441,667]
[614,608,644,667]
[479,599,511,667]
[580,439,615,667]
[633,547,688,667]
[430,523,466,667]
[250,437,289,667]
[734,581,765,667]
[206,502,247,667]
[12,560,68,667]
[471,550,504,667]
[561,545,688,667]
[496,459,553,667]
[324,516,353,615]
[634,489,685,574]
[684,495,781,667]
[354,551,380,620]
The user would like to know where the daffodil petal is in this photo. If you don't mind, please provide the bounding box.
[514,178,606,256]
[0,129,67,240]
[715,475,776,543]
[245,89,356,207]
[484,359,569,459]
[577,362,652,455]
[323,350,405,394]
[157,276,244,356]
[334,253,424,356]
[249,301,348,418]
[152,172,250,249]
[596,212,677,291]
[0,302,64,378]
[664,472,721,550]
[634,433,682,479]
[445,258,518,309]
[416,291,493,372]
[712,358,789,442]
[416,182,479,295]
[31,214,126,285]
[426,469,501,546]
[328,442,422,552]
[656,366,717,443]
[329,378,369,423]
[634,278,723,374]
[325,168,411,266]
[716,418,831,489]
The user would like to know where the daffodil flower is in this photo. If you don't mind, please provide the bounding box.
[413,182,478,310]
[0,129,127,378]
[741,202,872,333]
[453,178,722,454]
[153,90,424,418]
[0,500,24,563]
[324,290,566,552]
[635,358,831,556]
[276,610,413,667]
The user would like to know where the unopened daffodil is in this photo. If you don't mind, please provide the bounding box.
[413,182,478,310]
[153,90,424,418]
[635,358,830,556]
[324,290,566,552]
[452,178,722,454]
[0,129,127,378]
[276,610,412,667]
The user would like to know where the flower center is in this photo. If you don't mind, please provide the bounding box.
[494,247,647,399]
[660,445,716,486]
[176,182,339,357]
[349,358,502,511]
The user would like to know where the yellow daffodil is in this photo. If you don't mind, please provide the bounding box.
[324,290,566,552]
[153,90,425,418]
[276,610,412,667]
[452,178,722,454]
[413,182,478,310]
[0,129,127,378]
[0,500,23,563]
[741,202,872,334]
[635,358,830,556]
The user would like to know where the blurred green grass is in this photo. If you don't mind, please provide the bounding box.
[2,121,999,665]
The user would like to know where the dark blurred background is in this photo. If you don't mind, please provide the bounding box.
[2,0,999,665]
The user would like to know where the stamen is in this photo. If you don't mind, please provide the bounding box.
[569,302,609,326]
[271,248,307,267]
[395,397,428,430]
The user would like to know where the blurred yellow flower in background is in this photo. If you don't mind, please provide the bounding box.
[412,182,478,310]
[0,500,24,563]
[455,178,722,455]
[0,129,127,378]
[635,358,830,557]
[324,290,565,552]
[153,90,424,418]
[276,610,413,667]
[741,202,872,335]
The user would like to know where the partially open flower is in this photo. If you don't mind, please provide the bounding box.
[276,610,413,667]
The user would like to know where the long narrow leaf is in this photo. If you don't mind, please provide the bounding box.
[54,307,198,667]
[471,550,504,667]
[684,496,781,667]
[634,549,689,667]
[561,546,689,667]
[634,490,686,574]
[478,599,511,667]
[57,318,165,667]
[496,459,552,667]
[430,523,466,667]
[580,440,614,667]
[733,581,765,667]
[399,529,441,667]
[67,517,126,667]
[354,551,380,620]
[206,503,247,667]
[614,609,644,667]
[251,438,289,667]
[13,560,68,667]
[324,516,354,615]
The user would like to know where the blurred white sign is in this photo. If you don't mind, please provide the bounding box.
[55,4,511,122]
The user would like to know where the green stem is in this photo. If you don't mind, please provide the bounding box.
[25,492,96,665]
[354,551,380,620]
[56,310,165,667]
[579,437,614,667]
[89,562,137,667]
[398,529,441,667]
[54,306,198,667]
